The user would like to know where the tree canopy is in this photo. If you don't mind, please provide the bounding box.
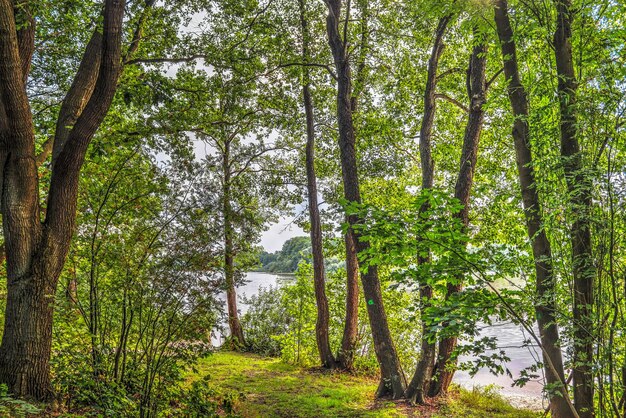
[0,0,624,416]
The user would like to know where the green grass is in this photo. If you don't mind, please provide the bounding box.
[187,351,540,418]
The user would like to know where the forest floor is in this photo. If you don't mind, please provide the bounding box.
[187,351,540,418]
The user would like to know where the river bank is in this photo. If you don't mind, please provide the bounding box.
[187,351,540,417]
[216,272,547,410]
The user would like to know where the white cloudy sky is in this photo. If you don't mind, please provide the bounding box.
[260,217,305,252]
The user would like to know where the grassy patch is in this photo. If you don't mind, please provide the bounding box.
[433,386,539,418]
[187,351,539,418]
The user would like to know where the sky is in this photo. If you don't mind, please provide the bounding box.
[260,217,305,252]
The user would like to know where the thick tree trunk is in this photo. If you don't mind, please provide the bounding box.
[493,2,576,416]
[430,32,487,398]
[0,0,49,399]
[0,267,55,400]
[405,15,451,405]
[0,0,126,399]
[552,2,595,416]
[337,231,359,370]
[299,0,335,369]
[324,0,405,398]
[223,140,245,348]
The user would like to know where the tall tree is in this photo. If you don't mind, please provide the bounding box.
[553,1,595,416]
[299,0,335,368]
[493,1,576,416]
[0,0,128,398]
[404,14,451,405]
[429,29,487,397]
[323,0,406,397]
[222,137,247,347]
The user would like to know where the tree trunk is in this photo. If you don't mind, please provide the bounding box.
[223,139,245,348]
[0,0,125,399]
[303,82,335,367]
[405,14,451,405]
[299,0,335,367]
[0,267,55,400]
[430,30,487,397]
[553,1,595,416]
[493,2,576,416]
[337,231,359,370]
[323,0,406,398]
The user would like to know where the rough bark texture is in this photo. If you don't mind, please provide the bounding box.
[300,0,335,368]
[494,2,576,416]
[223,139,246,348]
[337,231,359,369]
[52,30,103,165]
[430,32,487,398]
[405,15,450,405]
[323,0,406,398]
[0,0,125,399]
[553,1,595,416]
[337,0,367,371]
[304,83,335,367]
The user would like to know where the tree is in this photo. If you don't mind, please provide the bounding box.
[0,0,129,398]
[493,1,575,415]
[299,0,335,368]
[323,0,406,398]
[552,1,595,416]
[197,78,288,348]
[429,28,488,397]
[404,13,452,405]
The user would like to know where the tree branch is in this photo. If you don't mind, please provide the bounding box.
[46,0,125,238]
[435,93,469,113]
[125,54,209,66]
[123,0,156,64]
[276,62,337,80]
[52,27,102,165]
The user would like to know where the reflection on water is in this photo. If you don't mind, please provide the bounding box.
[454,320,545,409]
[218,272,544,409]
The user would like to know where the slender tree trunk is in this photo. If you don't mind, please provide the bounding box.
[337,0,368,371]
[337,231,359,369]
[300,0,335,368]
[553,2,595,416]
[304,83,335,367]
[430,31,487,397]
[0,0,125,399]
[223,140,245,348]
[323,0,406,398]
[405,15,451,405]
[493,2,577,416]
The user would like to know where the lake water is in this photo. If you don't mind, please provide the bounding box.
[218,271,545,409]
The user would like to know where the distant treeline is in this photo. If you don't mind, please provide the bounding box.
[258,236,311,273]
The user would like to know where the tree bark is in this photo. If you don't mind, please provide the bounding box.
[337,0,368,371]
[323,0,406,398]
[52,29,103,166]
[405,14,451,405]
[493,2,576,416]
[300,0,335,368]
[303,83,335,367]
[0,0,125,399]
[430,30,487,397]
[223,139,246,348]
[552,1,595,416]
[337,231,359,369]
